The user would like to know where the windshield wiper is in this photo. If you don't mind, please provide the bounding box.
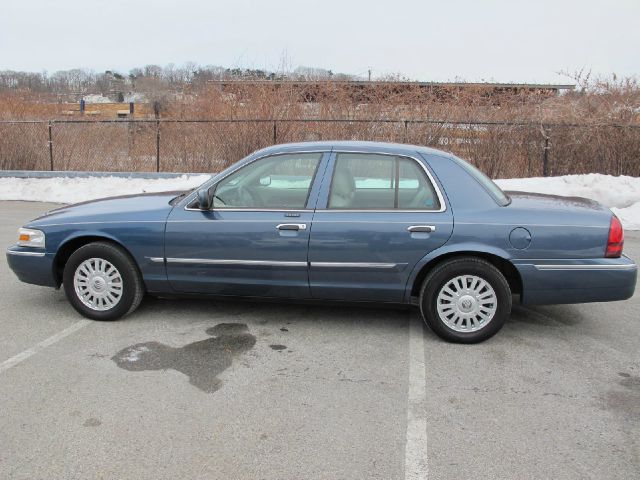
[169,191,190,205]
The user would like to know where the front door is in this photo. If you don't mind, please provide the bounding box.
[308,152,453,302]
[165,152,327,297]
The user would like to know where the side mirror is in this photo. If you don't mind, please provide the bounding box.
[197,188,212,210]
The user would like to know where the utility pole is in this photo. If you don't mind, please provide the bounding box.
[368,69,371,82]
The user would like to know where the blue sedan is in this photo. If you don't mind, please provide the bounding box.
[6,141,637,343]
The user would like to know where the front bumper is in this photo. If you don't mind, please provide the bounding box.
[514,255,637,305]
[6,246,58,288]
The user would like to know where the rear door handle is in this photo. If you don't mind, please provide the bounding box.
[277,223,307,231]
[407,225,435,233]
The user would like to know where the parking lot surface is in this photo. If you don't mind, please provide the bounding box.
[1,201,639,480]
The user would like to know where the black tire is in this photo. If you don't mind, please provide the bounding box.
[419,257,511,343]
[62,241,144,321]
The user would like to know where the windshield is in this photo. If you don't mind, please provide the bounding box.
[452,156,510,206]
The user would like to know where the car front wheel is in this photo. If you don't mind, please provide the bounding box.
[62,241,144,321]
[419,257,511,343]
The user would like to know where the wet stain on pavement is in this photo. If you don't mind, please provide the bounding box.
[83,418,102,427]
[619,374,640,389]
[111,323,256,393]
[269,344,287,351]
[604,373,640,421]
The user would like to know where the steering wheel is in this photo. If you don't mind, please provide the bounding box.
[212,193,227,207]
[236,185,258,207]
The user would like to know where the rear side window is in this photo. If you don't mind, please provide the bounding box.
[328,153,441,210]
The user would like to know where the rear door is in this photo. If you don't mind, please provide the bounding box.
[308,151,453,302]
[165,151,329,297]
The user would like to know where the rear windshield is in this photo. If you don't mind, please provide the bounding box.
[452,156,510,206]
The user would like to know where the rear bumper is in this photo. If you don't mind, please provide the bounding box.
[6,246,58,288]
[514,256,637,305]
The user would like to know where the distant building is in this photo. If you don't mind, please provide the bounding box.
[206,80,575,104]
[60,101,154,118]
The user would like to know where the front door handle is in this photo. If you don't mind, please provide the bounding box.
[407,225,435,233]
[277,223,307,231]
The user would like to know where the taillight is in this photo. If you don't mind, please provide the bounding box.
[605,215,624,258]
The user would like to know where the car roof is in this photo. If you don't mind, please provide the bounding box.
[252,141,453,159]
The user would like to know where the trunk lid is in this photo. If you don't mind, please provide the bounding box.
[505,191,610,214]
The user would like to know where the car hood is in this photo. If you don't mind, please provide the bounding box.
[27,191,184,227]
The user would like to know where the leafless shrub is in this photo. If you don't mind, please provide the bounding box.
[0,122,49,170]
[0,74,638,176]
[50,123,157,172]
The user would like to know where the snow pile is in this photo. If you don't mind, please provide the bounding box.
[613,202,640,231]
[0,172,639,230]
[82,94,113,104]
[123,92,147,103]
[495,174,640,230]
[0,174,211,205]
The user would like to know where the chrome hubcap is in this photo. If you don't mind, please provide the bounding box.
[73,258,123,311]
[436,275,497,332]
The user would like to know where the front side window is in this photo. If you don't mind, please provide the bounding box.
[328,153,441,210]
[212,153,322,209]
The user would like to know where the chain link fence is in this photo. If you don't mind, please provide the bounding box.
[1,119,639,177]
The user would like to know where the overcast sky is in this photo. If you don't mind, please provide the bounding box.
[1,0,638,83]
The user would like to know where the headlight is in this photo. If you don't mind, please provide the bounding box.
[17,228,46,248]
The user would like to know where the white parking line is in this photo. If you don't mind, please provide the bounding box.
[405,316,429,480]
[0,320,90,374]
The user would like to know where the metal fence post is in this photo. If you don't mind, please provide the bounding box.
[403,120,408,143]
[47,121,54,171]
[155,119,160,173]
[273,121,277,144]
[542,126,550,177]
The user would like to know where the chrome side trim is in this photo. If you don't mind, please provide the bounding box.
[6,250,46,257]
[314,209,444,213]
[164,258,402,269]
[168,218,309,223]
[183,207,312,213]
[534,264,638,271]
[517,256,634,261]
[310,220,447,224]
[165,258,307,267]
[310,262,398,269]
[147,257,164,263]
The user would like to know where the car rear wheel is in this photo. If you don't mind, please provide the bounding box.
[419,257,511,343]
[62,242,144,321]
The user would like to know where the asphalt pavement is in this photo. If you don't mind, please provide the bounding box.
[1,201,638,480]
